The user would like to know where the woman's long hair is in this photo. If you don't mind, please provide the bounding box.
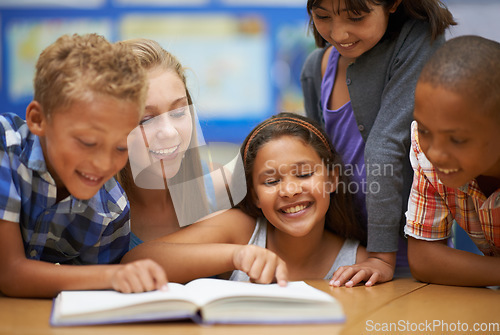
[117,39,210,225]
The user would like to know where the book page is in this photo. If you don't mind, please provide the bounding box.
[184,278,335,306]
[55,283,193,317]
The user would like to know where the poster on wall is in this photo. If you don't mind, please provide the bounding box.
[274,22,315,115]
[0,0,104,8]
[5,19,112,103]
[220,0,305,6]
[120,14,270,121]
[0,17,2,92]
[113,0,209,6]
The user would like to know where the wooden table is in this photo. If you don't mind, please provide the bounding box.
[1,278,498,335]
[342,282,500,334]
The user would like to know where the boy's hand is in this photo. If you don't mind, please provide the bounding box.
[330,253,395,288]
[110,259,168,293]
[232,245,288,286]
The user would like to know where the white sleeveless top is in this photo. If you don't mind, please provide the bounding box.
[229,217,359,281]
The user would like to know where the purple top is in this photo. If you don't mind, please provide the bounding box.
[321,48,367,226]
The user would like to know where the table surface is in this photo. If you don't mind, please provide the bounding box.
[1,277,498,335]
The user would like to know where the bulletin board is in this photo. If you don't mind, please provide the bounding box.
[0,0,316,143]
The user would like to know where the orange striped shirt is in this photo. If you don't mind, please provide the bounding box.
[405,121,500,256]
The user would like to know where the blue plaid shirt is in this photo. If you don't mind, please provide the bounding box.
[0,113,130,264]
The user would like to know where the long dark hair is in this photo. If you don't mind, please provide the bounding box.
[238,112,366,244]
[307,0,456,48]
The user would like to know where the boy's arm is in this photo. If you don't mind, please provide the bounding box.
[0,219,167,297]
[408,236,500,286]
[123,241,234,283]
[122,241,288,285]
[121,208,252,283]
[122,209,287,284]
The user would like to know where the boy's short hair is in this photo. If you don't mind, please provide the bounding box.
[418,35,500,121]
[33,33,148,118]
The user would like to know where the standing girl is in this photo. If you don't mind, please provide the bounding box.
[301,0,455,286]
[122,113,367,284]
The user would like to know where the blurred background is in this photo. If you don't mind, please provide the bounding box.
[0,0,499,145]
[0,0,314,144]
[0,0,499,253]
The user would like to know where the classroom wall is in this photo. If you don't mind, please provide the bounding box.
[0,0,314,144]
[0,0,498,145]
[445,0,500,43]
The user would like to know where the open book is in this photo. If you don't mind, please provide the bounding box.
[50,278,344,326]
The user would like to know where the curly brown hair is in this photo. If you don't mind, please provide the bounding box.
[33,33,147,118]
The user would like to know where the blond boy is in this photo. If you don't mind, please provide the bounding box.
[0,34,166,297]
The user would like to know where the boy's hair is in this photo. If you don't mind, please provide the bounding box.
[34,33,147,118]
[307,0,456,48]
[418,35,500,122]
[239,112,366,244]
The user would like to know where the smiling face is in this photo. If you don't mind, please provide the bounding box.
[251,136,336,237]
[128,69,193,182]
[414,81,500,188]
[37,95,140,200]
[310,0,398,61]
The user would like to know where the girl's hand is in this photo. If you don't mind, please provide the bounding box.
[330,254,395,288]
[109,259,168,293]
[232,245,288,286]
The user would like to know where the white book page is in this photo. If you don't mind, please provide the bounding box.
[184,278,335,307]
[57,283,191,317]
